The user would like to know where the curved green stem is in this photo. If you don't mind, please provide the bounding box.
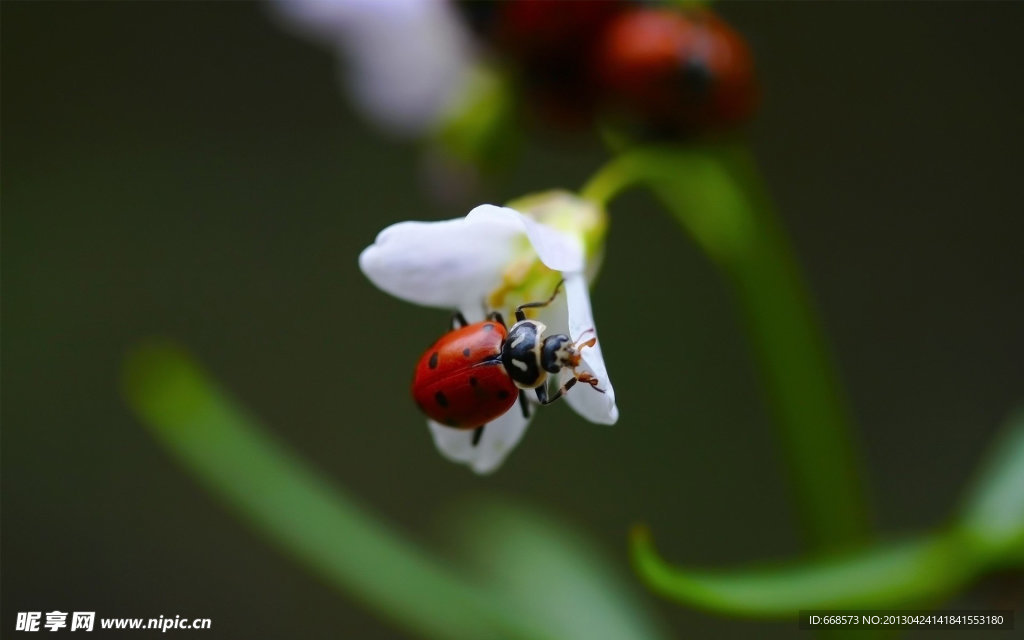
[624,408,1024,617]
[585,144,870,550]
[629,525,977,618]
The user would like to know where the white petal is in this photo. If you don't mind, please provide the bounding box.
[467,205,584,273]
[535,292,570,336]
[338,3,471,133]
[269,0,361,42]
[359,216,521,311]
[563,274,619,425]
[456,305,486,325]
[427,409,531,474]
[271,0,472,134]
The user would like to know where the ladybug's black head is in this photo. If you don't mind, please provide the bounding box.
[541,334,576,373]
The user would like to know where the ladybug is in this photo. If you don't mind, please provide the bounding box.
[457,0,628,127]
[412,281,602,445]
[597,7,758,133]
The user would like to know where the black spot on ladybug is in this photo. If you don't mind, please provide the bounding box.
[463,348,471,357]
[435,391,448,407]
[497,390,510,400]
[680,58,714,97]
[469,377,478,387]
[428,352,439,369]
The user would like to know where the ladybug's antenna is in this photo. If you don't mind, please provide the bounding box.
[572,328,598,356]
[514,279,565,322]
[575,336,597,352]
[574,327,597,346]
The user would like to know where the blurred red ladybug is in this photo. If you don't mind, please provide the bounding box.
[411,282,601,445]
[597,7,758,132]
[459,0,627,125]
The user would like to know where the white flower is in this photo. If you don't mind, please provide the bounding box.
[270,0,473,135]
[359,193,618,473]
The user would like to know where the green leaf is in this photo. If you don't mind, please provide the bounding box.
[957,409,1024,560]
[629,526,979,618]
[122,342,553,640]
[448,501,671,640]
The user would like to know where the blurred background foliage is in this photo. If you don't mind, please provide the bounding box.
[4,2,1024,638]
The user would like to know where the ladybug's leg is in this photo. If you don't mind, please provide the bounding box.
[451,311,469,330]
[535,377,578,405]
[576,371,605,393]
[515,279,565,322]
[471,425,485,446]
[487,311,507,328]
[518,390,531,419]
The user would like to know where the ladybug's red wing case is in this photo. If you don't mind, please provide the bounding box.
[598,8,757,132]
[411,321,519,429]
[412,362,519,429]
[414,321,505,379]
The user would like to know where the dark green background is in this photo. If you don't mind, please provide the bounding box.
[4,2,1022,638]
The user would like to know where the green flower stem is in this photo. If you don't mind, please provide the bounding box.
[122,343,553,640]
[583,144,869,550]
[628,525,978,618]
[957,409,1024,561]
[624,409,1024,617]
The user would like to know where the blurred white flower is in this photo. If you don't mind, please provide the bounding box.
[359,194,618,473]
[271,0,474,135]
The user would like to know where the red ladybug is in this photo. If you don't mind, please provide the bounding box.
[597,7,758,132]
[412,281,602,445]
[459,0,628,126]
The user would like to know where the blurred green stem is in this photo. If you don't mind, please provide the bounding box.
[123,343,553,640]
[624,408,1024,617]
[629,525,978,617]
[583,144,869,550]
